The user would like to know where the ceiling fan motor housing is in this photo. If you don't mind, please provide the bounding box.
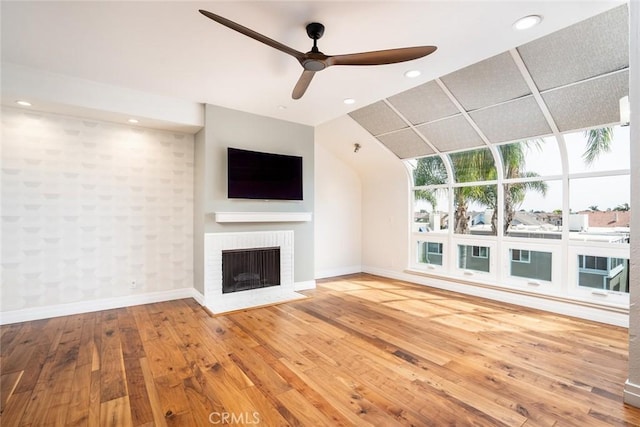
[306,22,325,40]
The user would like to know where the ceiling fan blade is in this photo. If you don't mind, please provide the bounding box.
[199,10,305,61]
[327,46,437,66]
[292,70,316,99]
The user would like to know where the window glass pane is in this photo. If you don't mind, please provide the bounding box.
[511,249,531,262]
[498,138,561,178]
[449,148,496,183]
[427,242,443,253]
[413,155,447,186]
[453,185,497,235]
[413,190,449,233]
[417,241,443,266]
[458,245,490,272]
[577,255,629,293]
[566,125,630,173]
[510,250,552,281]
[506,180,563,239]
[569,176,630,244]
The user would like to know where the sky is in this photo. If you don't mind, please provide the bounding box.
[518,126,630,212]
[415,125,631,214]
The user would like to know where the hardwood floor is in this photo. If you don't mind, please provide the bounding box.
[1,273,639,426]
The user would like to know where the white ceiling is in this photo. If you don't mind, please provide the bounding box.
[0,1,624,127]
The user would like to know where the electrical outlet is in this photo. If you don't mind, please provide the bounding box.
[130,280,136,289]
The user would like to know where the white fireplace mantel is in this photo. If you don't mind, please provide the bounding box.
[214,211,312,223]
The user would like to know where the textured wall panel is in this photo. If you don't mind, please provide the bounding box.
[542,71,629,132]
[415,115,485,152]
[348,101,408,136]
[440,52,531,111]
[518,5,629,91]
[376,129,434,159]
[387,81,460,125]
[1,107,194,311]
[470,96,552,144]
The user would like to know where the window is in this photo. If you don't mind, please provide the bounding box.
[417,241,444,266]
[427,242,443,254]
[580,255,608,271]
[565,126,630,173]
[569,176,629,244]
[458,245,490,272]
[509,249,552,282]
[408,124,630,305]
[449,148,496,183]
[511,249,530,263]
[577,255,629,293]
[472,246,488,258]
[410,156,450,234]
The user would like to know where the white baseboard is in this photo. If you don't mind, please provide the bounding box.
[624,380,640,408]
[315,265,362,279]
[0,288,202,325]
[294,280,316,291]
[190,288,205,305]
[362,265,629,327]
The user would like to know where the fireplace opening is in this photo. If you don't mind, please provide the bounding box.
[222,247,281,294]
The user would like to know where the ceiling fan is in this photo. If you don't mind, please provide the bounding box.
[199,10,437,100]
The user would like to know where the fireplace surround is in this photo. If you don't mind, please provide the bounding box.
[204,230,305,313]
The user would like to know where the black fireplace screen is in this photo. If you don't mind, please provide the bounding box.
[222,247,281,294]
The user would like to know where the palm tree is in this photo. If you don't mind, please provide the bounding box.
[614,202,630,211]
[497,142,548,234]
[413,156,447,212]
[414,142,547,235]
[449,149,495,234]
[582,127,613,165]
[589,205,600,211]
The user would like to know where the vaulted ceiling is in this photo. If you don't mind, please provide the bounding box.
[1,1,626,129]
[348,5,629,158]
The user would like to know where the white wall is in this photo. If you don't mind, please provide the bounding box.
[314,115,409,279]
[1,107,195,320]
[195,104,315,286]
[313,141,362,278]
[624,0,640,409]
[361,167,411,273]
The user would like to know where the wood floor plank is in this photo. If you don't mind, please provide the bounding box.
[1,274,639,426]
[0,371,23,415]
[99,315,127,402]
[100,396,133,427]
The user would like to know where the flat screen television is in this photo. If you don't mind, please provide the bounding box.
[227,147,303,201]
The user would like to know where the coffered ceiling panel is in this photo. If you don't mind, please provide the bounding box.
[376,129,434,159]
[348,101,407,137]
[542,71,629,132]
[439,52,531,112]
[415,115,485,152]
[470,96,552,144]
[518,5,628,92]
[387,81,459,126]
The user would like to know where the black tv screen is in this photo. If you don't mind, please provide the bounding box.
[227,147,303,201]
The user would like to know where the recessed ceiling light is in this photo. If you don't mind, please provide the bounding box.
[404,70,421,78]
[343,98,355,105]
[127,118,139,124]
[513,15,542,30]
[16,100,32,107]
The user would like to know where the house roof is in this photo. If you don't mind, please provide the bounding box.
[578,210,631,228]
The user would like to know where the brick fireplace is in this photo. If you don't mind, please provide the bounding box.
[204,230,305,313]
